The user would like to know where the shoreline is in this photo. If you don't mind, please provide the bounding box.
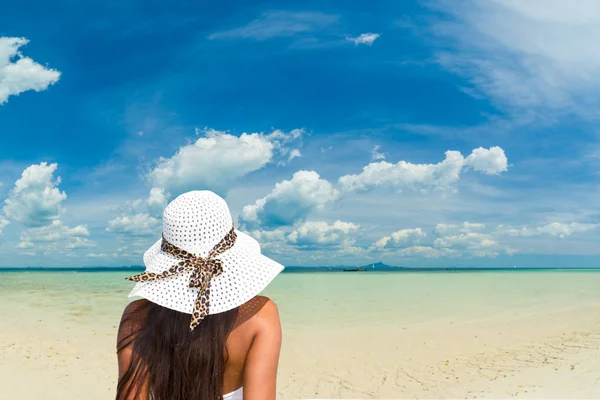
[2,271,599,399]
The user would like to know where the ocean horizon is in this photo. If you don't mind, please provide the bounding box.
[2,264,600,272]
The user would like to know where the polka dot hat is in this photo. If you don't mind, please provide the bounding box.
[128,190,284,315]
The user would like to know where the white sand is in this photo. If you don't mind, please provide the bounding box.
[2,301,599,399]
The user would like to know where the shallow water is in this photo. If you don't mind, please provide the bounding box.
[2,270,599,334]
[3,270,600,399]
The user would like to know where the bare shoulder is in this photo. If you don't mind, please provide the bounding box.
[255,296,279,319]
[234,296,280,331]
[117,299,149,346]
[120,299,148,324]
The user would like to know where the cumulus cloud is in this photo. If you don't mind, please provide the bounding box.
[347,33,380,46]
[1,162,96,254]
[496,222,599,239]
[147,187,167,218]
[434,232,504,257]
[209,11,338,41]
[288,220,359,248]
[339,150,466,193]
[3,162,67,227]
[369,222,514,258]
[20,220,89,242]
[373,228,426,249]
[465,147,508,175]
[19,220,93,251]
[65,237,95,249]
[0,37,61,104]
[432,222,516,257]
[106,188,168,242]
[338,146,508,193]
[434,222,486,236]
[248,219,360,258]
[242,147,506,230]
[430,0,600,118]
[396,245,461,258]
[106,213,161,237]
[147,128,303,197]
[240,170,339,229]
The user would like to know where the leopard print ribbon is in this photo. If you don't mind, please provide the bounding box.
[126,227,237,331]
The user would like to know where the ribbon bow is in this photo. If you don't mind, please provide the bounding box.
[126,228,237,331]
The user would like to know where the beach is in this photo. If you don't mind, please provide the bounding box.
[1,270,599,399]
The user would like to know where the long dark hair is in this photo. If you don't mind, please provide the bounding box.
[116,299,238,400]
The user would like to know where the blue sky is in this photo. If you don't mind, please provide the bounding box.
[2,0,600,267]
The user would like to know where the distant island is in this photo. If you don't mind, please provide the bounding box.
[285,261,406,272]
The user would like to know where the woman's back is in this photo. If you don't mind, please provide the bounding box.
[116,191,284,400]
[117,295,281,400]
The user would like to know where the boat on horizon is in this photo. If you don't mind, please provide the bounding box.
[342,267,366,272]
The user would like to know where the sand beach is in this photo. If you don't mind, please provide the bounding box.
[1,270,599,399]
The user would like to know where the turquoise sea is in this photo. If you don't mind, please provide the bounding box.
[2,269,600,334]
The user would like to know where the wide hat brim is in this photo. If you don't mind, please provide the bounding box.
[128,229,284,315]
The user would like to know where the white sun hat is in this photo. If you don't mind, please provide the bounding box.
[236,230,261,254]
[127,190,283,324]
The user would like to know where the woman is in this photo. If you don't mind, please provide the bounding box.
[116,191,285,400]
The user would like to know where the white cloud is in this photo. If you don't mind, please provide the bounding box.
[373,228,426,249]
[0,37,61,104]
[371,145,385,160]
[249,227,288,243]
[247,227,290,256]
[65,237,95,249]
[240,170,339,228]
[434,222,486,236]
[396,245,461,258]
[19,220,93,251]
[0,218,9,234]
[369,222,516,258]
[3,162,67,227]
[496,222,599,239]
[147,187,167,218]
[433,221,517,257]
[209,11,338,40]
[106,213,161,237]
[434,232,503,257]
[20,220,89,242]
[248,220,360,258]
[87,252,118,258]
[120,187,167,219]
[347,33,380,46]
[338,146,508,193]
[1,163,96,254]
[107,188,168,240]
[287,149,302,163]
[430,0,600,118]
[465,146,508,174]
[288,220,359,247]
[339,150,466,193]
[147,128,303,197]
[17,241,33,249]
